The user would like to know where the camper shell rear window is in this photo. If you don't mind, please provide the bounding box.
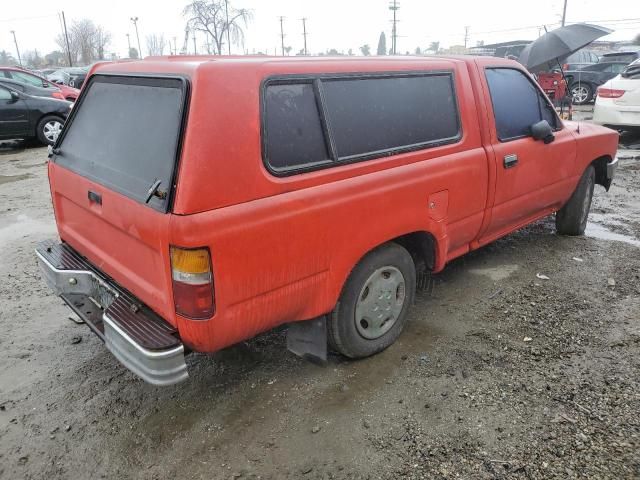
[53,74,188,212]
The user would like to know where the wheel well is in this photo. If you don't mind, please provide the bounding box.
[391,231,436,273]
[591,155,612,189]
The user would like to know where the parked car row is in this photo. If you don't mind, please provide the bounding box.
[1,67,79,101]
[0,82,72,145]
[45,67,90,89]
[593,58,640,129]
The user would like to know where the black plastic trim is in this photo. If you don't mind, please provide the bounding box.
[484,66,563,143]
[51,72,191,214]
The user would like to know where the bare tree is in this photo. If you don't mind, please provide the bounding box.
[55,19,111,65]
[183,0,251,55]
[95,25,111,60]
[146,34,167,56]
[0,50,16,66]
[23,50,45,68]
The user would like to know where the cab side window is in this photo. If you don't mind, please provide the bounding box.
[11,71,43,87]
[485,68,557,141]
[0,86,12,100]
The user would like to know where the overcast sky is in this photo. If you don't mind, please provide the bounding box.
[2,0,640,59]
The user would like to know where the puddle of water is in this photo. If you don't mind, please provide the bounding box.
[0,173,33,185]
[0,213,55,245]
[468,264,519,282]
[585,222,640,248]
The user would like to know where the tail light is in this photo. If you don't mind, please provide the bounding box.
[170,246,215,319]
[52,91,65,100]
[597,87,625,98]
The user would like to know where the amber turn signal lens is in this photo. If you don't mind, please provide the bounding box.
[170,247,211,275]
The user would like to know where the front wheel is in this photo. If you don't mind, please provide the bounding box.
[328,243,416,358]
[570,82,593,105]
[36,115,64,146]
[556,165,595,236]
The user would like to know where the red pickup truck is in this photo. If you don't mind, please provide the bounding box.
[36,55,618,385]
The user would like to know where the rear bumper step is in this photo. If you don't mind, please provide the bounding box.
[36,240,188,386]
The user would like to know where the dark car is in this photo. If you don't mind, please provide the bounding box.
[69,68,89,89]
[0,67,80,101]
[0,77,67,101]
[600,51,640,65]
[561,49,600,71]
[0,83,72,145]
[566,62,629,105]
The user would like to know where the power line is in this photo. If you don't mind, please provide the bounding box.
[0,13,58,23]
[224,0,231,55]
[61,11,72,67]
[10,30,22,66]
[301,17,308,55]
[279,16,285,56]
[389,0,399,54]
[130,17,142,57]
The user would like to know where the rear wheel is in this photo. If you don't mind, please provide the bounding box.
[36,115,64,146]
[328,243,416,358]
[556,165,595,236]
[570,82,593,105]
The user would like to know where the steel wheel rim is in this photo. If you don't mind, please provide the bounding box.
[571,85,589,104]
[43,121,63,142]
[355,266,406,340]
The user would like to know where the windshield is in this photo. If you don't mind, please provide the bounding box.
[54,75,187,212]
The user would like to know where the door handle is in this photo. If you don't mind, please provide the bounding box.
[503,154,518,169]
[88,190,102,205]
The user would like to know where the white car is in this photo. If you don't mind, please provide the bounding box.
[592,59,640,129]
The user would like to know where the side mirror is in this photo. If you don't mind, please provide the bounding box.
[531,120,555,144]
[9,91,20,102]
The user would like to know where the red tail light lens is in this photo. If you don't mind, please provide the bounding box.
[597,87,625,98]
[170,247,215,319]
[52,91,65,100]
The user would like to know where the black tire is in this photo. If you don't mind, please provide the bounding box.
[556,165,595,236]
[328,242,416,358]
[570,82,593,105]
[36,115,64,146]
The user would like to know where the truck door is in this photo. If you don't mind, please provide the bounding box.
[478,66,577,242]
[0,85,29,137]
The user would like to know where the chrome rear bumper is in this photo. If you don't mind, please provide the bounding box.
[36,240,188,386]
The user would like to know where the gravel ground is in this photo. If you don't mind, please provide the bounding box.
[0,134,639,479]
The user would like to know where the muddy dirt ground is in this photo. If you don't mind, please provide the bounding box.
[1,133,639,479]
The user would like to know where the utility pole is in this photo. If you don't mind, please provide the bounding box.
[10,30,22,67]
[173,37,177,55]
[193,33,197,55]
[126,33,131,53]
[301,18,308,55]
[389,0,399,55]
[561,0,568,26]
[279,16,285,56]
[130,17,142,58]
[464,26,470,49]
[61,11,73,66]
[224,0,231,55]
